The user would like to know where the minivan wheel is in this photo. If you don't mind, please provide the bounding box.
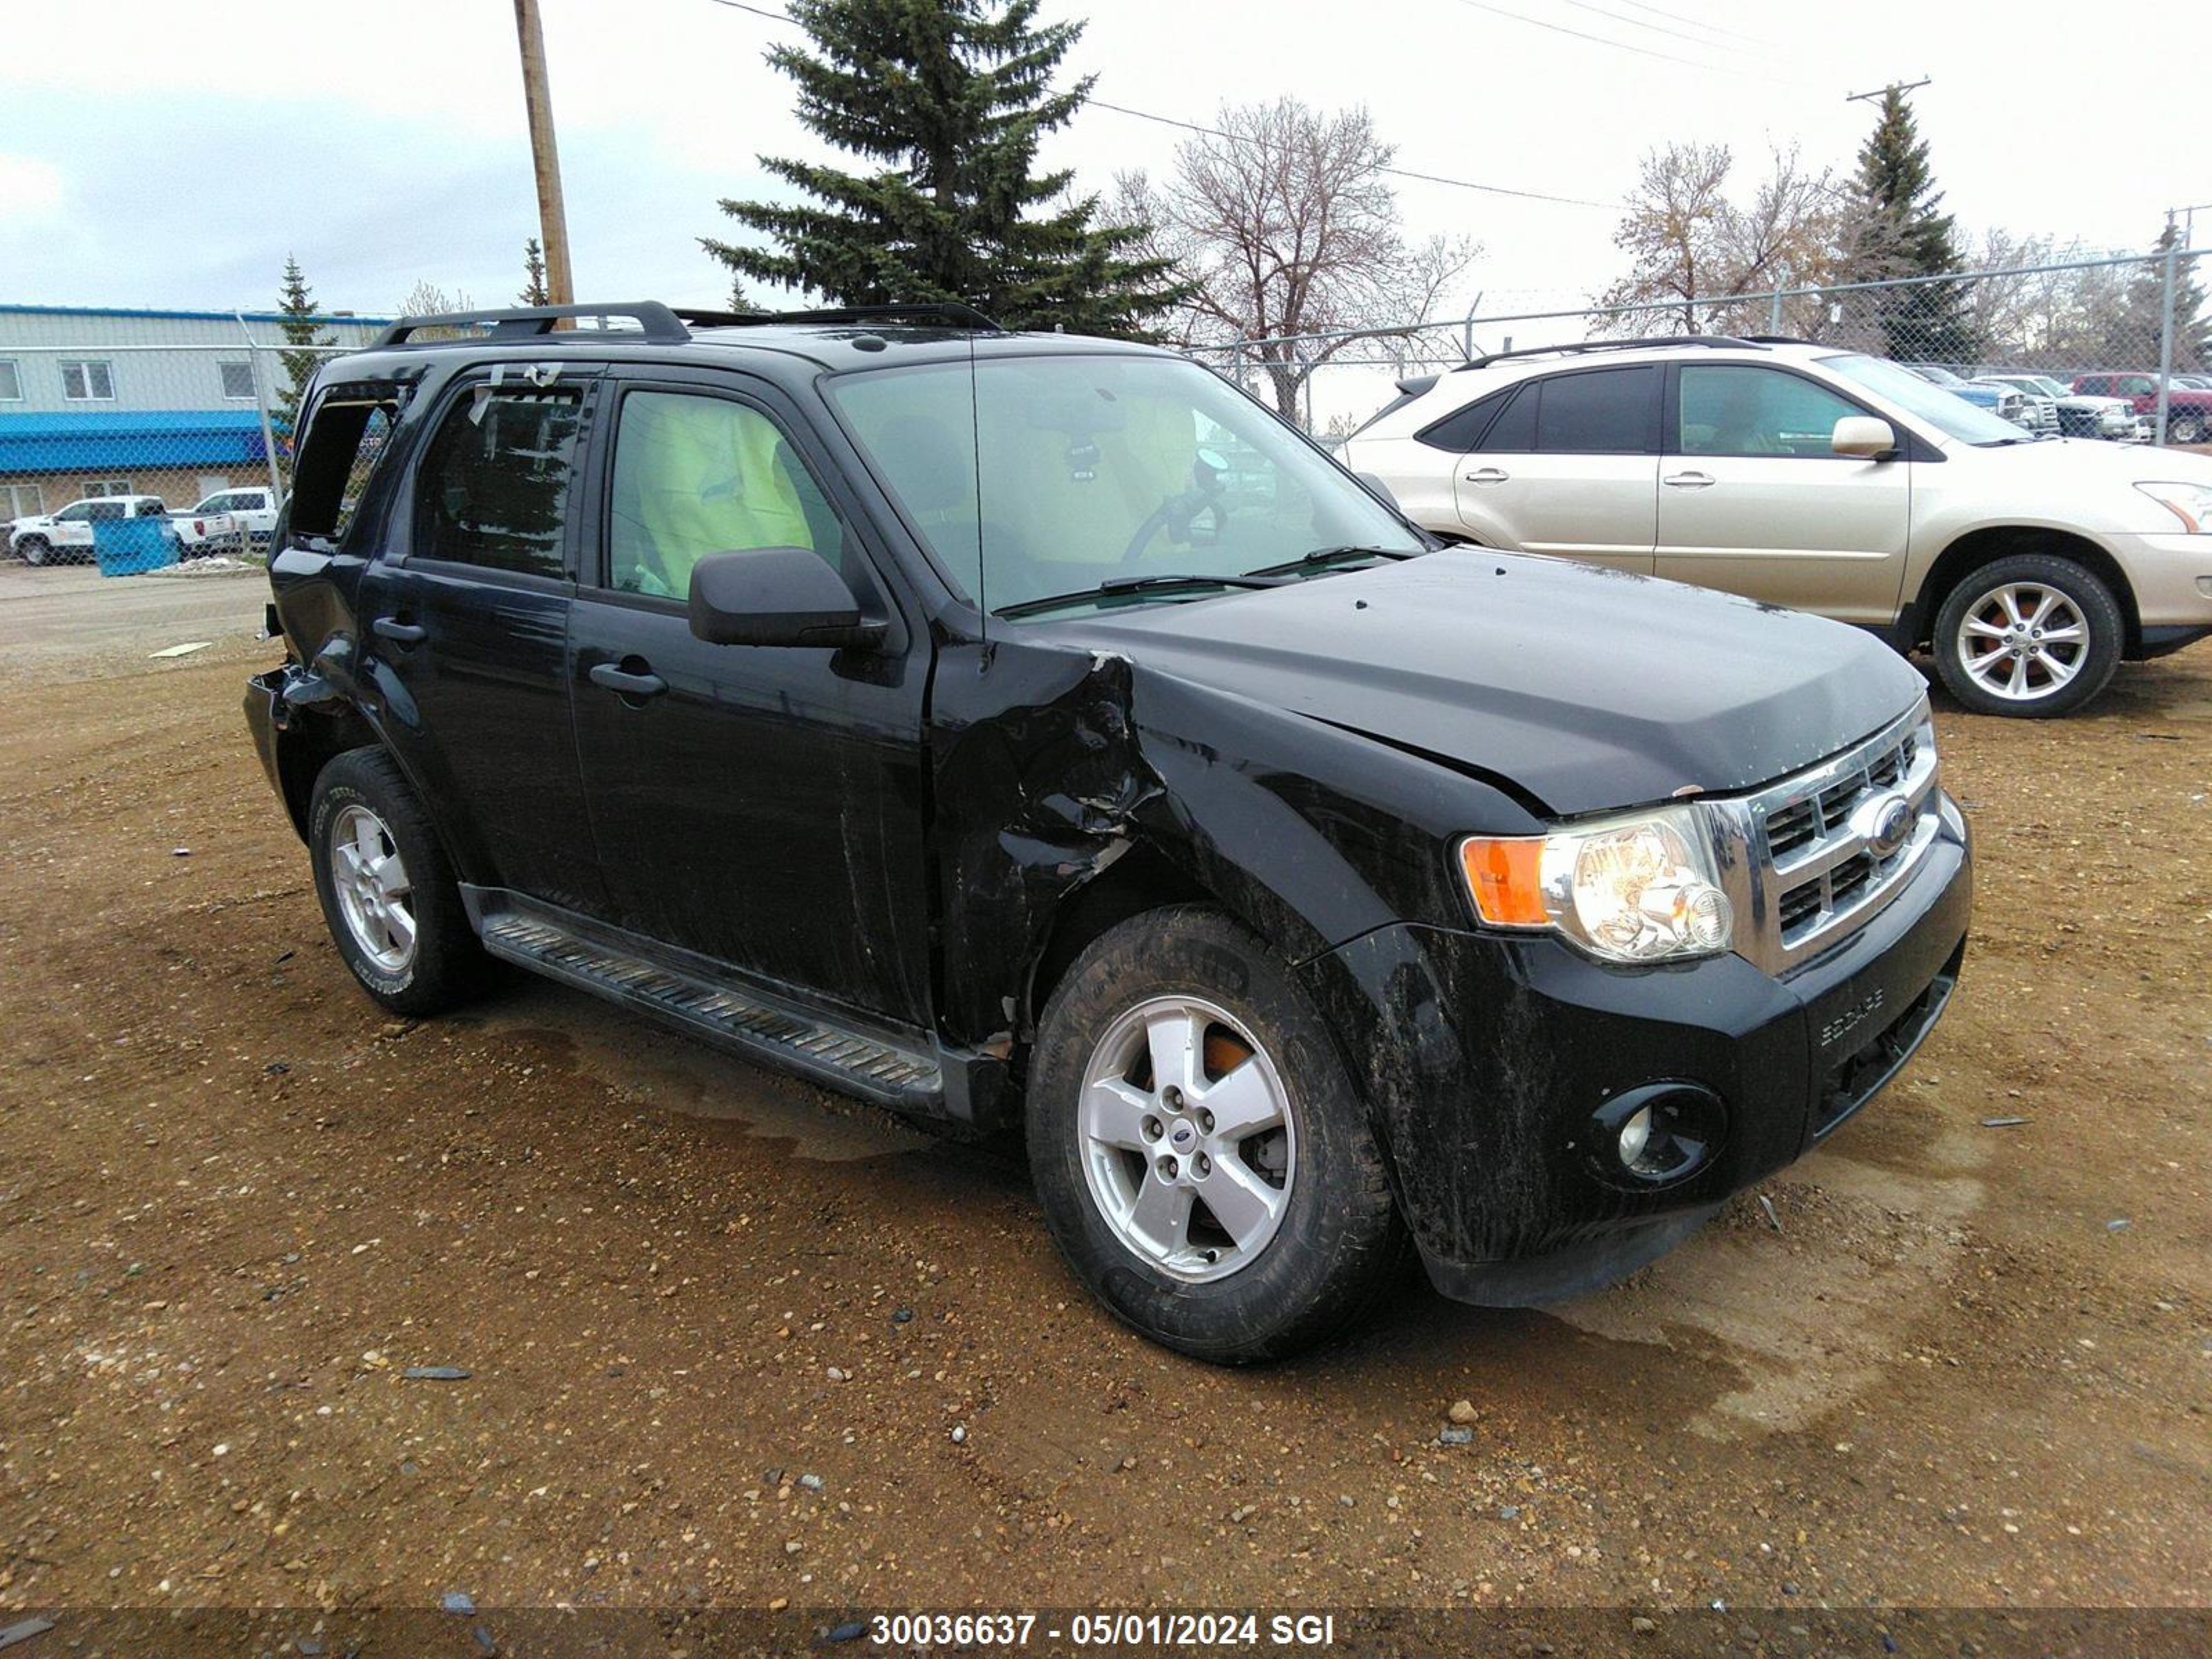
[1027,906,1403,1363]
[309,748,490,1016]
[2171,413,2206,445]
[1932,553,2122,718]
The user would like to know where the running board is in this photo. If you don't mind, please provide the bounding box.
[471,900,944,1109]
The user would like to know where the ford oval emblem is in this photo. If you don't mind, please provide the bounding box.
[1853,793,1915,861]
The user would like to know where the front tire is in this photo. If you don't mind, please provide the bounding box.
[1932,553,2123,718]
[2171,413,2206,445]
[308,748,490,1017]
[1027,906,1403,1363]
[19,537,48,567]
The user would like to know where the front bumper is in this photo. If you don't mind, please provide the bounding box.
[2104,531,2212,637]
[1298,796,1971,1306]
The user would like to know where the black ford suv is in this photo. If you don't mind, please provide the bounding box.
[247,301,1971,1362]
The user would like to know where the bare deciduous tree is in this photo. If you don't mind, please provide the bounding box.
[1112,100,1477,422]
[1598,142,1844,337]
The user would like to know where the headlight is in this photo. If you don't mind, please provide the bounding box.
[2135,481,2212,533]
[1459,805,1735,964]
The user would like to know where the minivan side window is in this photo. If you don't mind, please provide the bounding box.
[606,391,840,599]
[1531,366,1661,454]
[1678,366,1862,458]
[414,386,583,578]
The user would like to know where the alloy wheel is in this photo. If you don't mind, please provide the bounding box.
[1955,581,2088,704]
[330,803,418,973]
[1076,995,1295,1282]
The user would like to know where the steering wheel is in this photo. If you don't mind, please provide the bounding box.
[1121,449,1230,565]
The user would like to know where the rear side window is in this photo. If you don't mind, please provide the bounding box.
[1532,366,1660,454]
[1477,384,1537,451]
[1415,387,1512,453]
[414,385,583,578]
[288,385,406,546]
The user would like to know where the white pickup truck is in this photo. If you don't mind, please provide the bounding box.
[8,495,171,565]
[172,486,283,555]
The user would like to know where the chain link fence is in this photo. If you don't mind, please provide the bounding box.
[1194,247,2212,449]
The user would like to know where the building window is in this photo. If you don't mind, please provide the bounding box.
[0,360,22,402]
[219,361,256,400]
[3,483,41,519]
[85,478,133,497]
[62,360,116,402]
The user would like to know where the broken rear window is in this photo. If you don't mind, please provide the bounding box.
[288,382,408,547]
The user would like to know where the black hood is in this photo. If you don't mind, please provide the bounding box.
[1046,550,1927,817]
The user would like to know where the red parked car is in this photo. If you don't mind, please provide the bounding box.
[2072,373,2212,444]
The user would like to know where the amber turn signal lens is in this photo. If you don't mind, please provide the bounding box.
[1459,837,1548,927]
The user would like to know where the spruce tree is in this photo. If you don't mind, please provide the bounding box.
[703,0,1181,335]
[274,256,333,456]
[1847,89,1979,364]
[519,238,550,306]
[2149,222,2210,372]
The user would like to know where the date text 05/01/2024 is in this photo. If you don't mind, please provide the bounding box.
[868,1611,1338,1647]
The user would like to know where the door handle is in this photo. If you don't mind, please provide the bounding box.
[372,615,427,645]
[1662,471,1716,489]
[1463,467,1510,485]
[589,662,668,700]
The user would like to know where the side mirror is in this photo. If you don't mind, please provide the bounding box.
[1831,415,1897,460]
[687,546,885,650]
[1354,470,1402,509]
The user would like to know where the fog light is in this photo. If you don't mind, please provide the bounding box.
[1590,1083,1725,1188]
[1616,1105,1654,1169]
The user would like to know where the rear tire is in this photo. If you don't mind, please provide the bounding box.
[308,748,491,1017]
[1027,905,1404,1363]
[2171,413,2206,445]
[1931,552,2123,718]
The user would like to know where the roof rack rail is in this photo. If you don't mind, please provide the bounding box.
[674,301,1003,333]
[371,301,691,349]
[1739,333,1818,346]
[1455,335,1767,371]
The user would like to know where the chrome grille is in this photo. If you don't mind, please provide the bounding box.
[1714,702,1942,975]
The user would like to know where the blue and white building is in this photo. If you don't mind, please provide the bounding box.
[0,303,392,521]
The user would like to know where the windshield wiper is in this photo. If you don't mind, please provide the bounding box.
[992,572,1285,620]
[1239,545,1421,580]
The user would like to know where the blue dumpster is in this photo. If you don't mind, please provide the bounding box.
[92,516,179,577]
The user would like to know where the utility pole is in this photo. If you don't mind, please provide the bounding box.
[512,0,574,306]
[1845,76,1931,107]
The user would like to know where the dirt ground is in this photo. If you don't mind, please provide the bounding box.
[0,562,2206,1645]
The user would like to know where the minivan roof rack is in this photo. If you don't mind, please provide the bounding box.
[371,301,691,348]
[675,301,1004,333]
[1455,335,1767,371]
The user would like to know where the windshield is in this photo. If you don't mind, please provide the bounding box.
[825,352,1423,619]
[2025,376,2070,397]
[1821,353,2032,445]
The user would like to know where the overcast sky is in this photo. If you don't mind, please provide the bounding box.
[3,0,2204,329]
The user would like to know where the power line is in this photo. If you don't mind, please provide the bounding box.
[1084,100,1620,209]
[1604,0,1772,46]
[702,0,1623,212]
[1438,0,1827,88]
[1438,0,1728,72]
[1550,0,1770,54]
